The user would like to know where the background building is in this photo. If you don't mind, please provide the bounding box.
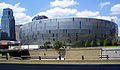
[20,16,118,47]
[15,25,22,41]
[32,15,48,21]
[0,29,2,40]
[1,8,16,41]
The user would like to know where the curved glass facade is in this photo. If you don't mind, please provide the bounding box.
[19,17,118,46]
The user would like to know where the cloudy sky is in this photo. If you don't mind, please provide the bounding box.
[0,0,120,35]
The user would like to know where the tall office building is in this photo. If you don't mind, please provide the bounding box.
[1,8,16,41]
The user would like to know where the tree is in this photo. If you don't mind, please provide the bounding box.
[44,41,51,49]
[112,39,115,46]
[85,40,89,47]
[53,41,64,49]
[104,39,107,46]
[90,41,94,47]
[97,40,100,46]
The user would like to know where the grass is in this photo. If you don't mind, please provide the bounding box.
[1,46,120,64]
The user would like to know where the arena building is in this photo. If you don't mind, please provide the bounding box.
[19,16,118,47]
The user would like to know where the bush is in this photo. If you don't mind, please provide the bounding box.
[53,41,64,49]
[97,40,100,46]
[104,39,107,46]
[85,40,89,47]
[112,39,115,46]
[90,41,94,47]
[44,41,51,49]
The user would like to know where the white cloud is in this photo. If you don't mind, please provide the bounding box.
[111,4,120,15]
[14,13,31,24]
[100,2,110,9]
[118,19,120,22]
[0,2,31,24]
[118,27,120,36]
[34,7,77,18]
[34,7,101,18]
[94,16,118,22]
[76,10,99,17]
[0,2,25,13]
[50,0,79,7]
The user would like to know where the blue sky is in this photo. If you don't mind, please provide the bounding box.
[0,0,120,34]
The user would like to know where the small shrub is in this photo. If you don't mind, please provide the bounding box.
[44,41,51,49]
[53,41,64,49]
[112,39,115,46]
[104,39,107,46]
[85,40,89,47]
[97,40,100,46]
[90,41,94,47]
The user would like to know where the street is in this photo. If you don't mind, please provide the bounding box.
[0,63,120,70]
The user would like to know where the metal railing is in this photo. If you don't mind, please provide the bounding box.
[0,55,120,60]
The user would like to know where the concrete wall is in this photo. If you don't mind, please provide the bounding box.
[102,47,120,59]
[64,48,100,60]
[29,48,101,60]
[21,45,39,49]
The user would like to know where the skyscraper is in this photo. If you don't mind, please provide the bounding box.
[1,8,16,41]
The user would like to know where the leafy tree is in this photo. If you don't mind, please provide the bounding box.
[112,39,115,46]
[90,41,94,47]
[104,39,107,46]
[53,41,64,49]
[97,40,100,46]
[44,41,51,49]
[85,40,89,47]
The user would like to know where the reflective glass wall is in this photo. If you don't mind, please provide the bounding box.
[1,8,16,41]
[19,18,118,47]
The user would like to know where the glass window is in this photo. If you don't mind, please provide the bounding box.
[53,33,54,37]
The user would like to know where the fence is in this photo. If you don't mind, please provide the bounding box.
[1,55,120,60]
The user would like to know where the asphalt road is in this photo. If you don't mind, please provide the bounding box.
[0,63,120,70]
